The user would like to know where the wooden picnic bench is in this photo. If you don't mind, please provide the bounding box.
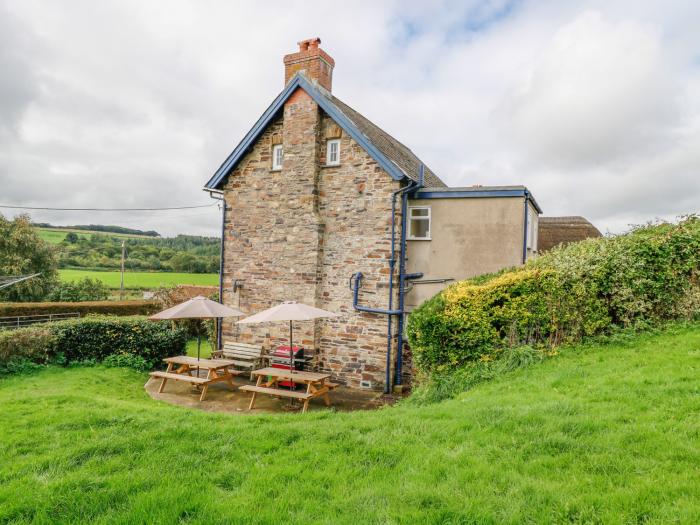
[150,356,240,402]
[241,367,338,413]
[211,341,265,380]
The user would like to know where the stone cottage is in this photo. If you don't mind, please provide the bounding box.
[204,38,542,392]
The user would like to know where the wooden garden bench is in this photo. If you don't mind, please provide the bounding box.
[211,341,265,379]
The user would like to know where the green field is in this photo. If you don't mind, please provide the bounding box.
[59,269,218,290]
[37,227,151,245]
[1,324,699,522]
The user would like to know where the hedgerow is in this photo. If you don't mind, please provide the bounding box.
[407,216,700,372]
[0,316,186,375]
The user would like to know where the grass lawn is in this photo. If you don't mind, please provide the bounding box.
[58,269,219,290]
[186,338,214,359]
[1,325,699,523]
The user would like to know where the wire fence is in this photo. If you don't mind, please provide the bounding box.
[0,312,80,330]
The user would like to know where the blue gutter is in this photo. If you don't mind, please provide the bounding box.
[414,188,543,214]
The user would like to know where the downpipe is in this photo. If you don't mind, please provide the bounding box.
[350,175,421,393]
[206,188,226,351]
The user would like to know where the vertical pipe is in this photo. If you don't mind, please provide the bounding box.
[394,177,419,386]
[384,191,399,393]
[522,192,529,264]
[218,199,226,350]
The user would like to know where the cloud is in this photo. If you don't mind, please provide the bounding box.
[0,0,698,236]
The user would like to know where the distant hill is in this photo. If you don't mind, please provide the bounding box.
[34,224,220,274]
[33,223,160,237]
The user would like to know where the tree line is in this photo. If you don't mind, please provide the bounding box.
[58,231,220,273]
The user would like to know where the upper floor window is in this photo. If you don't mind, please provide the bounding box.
[408,206,431,240]
[326,139,340,166]
[272,144,283,170]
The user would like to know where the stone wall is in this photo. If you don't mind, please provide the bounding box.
[221,87,403,390]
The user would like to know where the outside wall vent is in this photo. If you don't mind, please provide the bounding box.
[360,380,372,389]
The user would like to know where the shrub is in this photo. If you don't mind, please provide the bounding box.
[47,277,110,302]
[49,316,187,368]
[0,300,159,318]
[0,326,57,367]
[0,316,186,374]
[407,216,700,372]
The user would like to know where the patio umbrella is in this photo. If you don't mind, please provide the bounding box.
[149,296,246,363]
[237,301,339,376]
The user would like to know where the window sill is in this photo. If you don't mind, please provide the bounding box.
[270,168,282,172]
[321,163,341,168]
[407,237,431,241]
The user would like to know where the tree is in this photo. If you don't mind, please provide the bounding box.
[64,232,79,244]
[47,277,110,302]
[0,214,59,302]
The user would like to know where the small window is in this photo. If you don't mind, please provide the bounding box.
[527,206,538,251]
[326,139,340,166]
[272,144,283,170]
[408,206,431,240]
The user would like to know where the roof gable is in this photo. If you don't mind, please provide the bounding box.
[205,74,445,189]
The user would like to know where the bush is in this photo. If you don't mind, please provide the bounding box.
[407,216,700,372]
[47,277,110,302]
[0,316,186,374]
[0,326,57,367]
[0,300,160,318]
[49,316,187,368]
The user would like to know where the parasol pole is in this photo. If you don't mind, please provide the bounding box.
[289,320,294,376]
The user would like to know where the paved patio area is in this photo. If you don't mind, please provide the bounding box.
[144,374,391,414]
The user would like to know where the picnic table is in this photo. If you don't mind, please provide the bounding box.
[150,356,240,402]
[240,367,338,413]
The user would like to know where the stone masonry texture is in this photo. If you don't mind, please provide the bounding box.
[221,87,403,390]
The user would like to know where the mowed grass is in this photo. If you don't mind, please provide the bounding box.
[36,227,150,244]
[186,338,214,359]
[1,325,700,523]
[59,269,218,290]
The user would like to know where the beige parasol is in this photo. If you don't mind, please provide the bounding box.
[237,301,339,376]
[149,296,246,363]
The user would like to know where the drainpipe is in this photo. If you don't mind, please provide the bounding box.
[206,188,226,351]
[350,175,420,393]
[522,190,530,264]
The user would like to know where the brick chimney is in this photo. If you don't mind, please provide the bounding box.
[283,38,335,92]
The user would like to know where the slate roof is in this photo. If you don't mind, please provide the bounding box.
[327,96,446,188]
[205,74,446,189]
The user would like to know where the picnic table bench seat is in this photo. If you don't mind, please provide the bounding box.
[149,371,209,384]
[239,384,313,400]
[211,341,265,379]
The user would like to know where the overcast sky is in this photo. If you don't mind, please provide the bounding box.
[1,0,698,237]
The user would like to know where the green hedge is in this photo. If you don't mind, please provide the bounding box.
[0,300,159,318]
[0,316,186,373]
[407,216,700,372]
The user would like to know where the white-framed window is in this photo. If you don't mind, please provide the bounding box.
[272,144,283,170]
[408,206,431,240]
[326,139,340,166]
[527,206,538,251]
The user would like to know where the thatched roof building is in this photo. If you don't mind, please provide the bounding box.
[538,216,602,252]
